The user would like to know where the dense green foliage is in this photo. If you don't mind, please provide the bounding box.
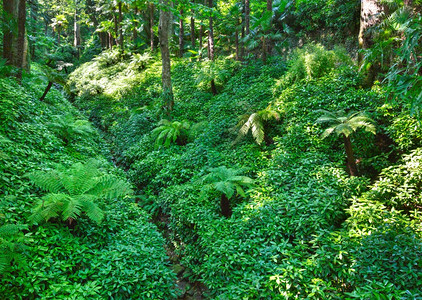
[64,43,422,298]
[0,72,177,298]
[2,0,422,297]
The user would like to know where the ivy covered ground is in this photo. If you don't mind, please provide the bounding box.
[71,45,422,298]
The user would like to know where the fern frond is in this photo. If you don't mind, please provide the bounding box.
[28,170,64,193]
[88,175,132,200]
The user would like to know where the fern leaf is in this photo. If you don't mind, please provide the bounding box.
[28,170,64,194]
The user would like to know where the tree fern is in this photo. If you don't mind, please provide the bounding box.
[47,113,95,145]
[316,109,376,176]
[28,159,132,225]
[234,106,280,145]
[152,119,190,149]
[201,166,254,217]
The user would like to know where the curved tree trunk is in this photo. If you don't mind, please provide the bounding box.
[343,134,358,176]
[220,194,232,218]
[159,0,174,115]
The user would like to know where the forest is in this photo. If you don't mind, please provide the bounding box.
[0,0,422,298]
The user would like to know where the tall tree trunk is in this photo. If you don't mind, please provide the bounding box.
[235,27,239,60]
[358,0,383,86]
[263,0,272,64]
[2,0,17,64]
[179,8,184,57]
[343,135,358,176]
[190,5,195,48]
[245,0,250,35]
[109,32,113,49]
[113,13,119,46]
[159,0,174,114]
[199,23,204,49]
[133,6,138,42]
[29,0,38,58]
[241,23,245,59]
[207,0,214,60]
[118,2,124,52]
[208,0,216,94]
[150,3,155,51]
[74,6,81,58]
[220,194,232,218]
[16,0,27,80]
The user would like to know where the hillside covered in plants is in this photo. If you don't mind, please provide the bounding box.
[1,0,422,298]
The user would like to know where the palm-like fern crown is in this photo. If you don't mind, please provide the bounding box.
[28,159,132,225]
[201,166,255,199]
[316,110,376,139]
[48,113,95,144]
[235,106,280,145]
[152,119,190,148]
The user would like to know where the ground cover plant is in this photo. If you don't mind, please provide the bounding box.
[2,0,422,298]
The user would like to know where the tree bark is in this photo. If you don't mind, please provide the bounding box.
[2,0,16,64]
[118,2,124,51]
[74,6,81,58]
[190,6,195,48]
[245,0,250,35]
[235,27,239,60]
[263,0,273,64]
[159,0,174,114]
[40,81,53,101]
[207,0,214,60]
[343,135,358,176]
[133,6,138,42]
[179,8,184,57]
[150,3,155,51]
[220,194,232,218]
[16,0,27,80]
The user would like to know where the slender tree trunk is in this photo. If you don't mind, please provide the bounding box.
[118,2,124,52]
[220,194,232,218]
[190,6,195,48]
[240,15,245,59]
[207,0,214,60]
[159,0,174,114]
[133,7,138,42]
[113,13,119,46]
[343,135,358,176]
[2,0,16,64]
[208,0,216,94]
[109,32,113,49]
[199,23,204,49]
[74,6,81,58]
[179,8,184,57]
[29,0,38,58]
[150,3,155,51]
[16,0,27,80]
[263,0,273,64]
[245,0,250,35]
[40,81,53,101]
[235,27,239,60]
